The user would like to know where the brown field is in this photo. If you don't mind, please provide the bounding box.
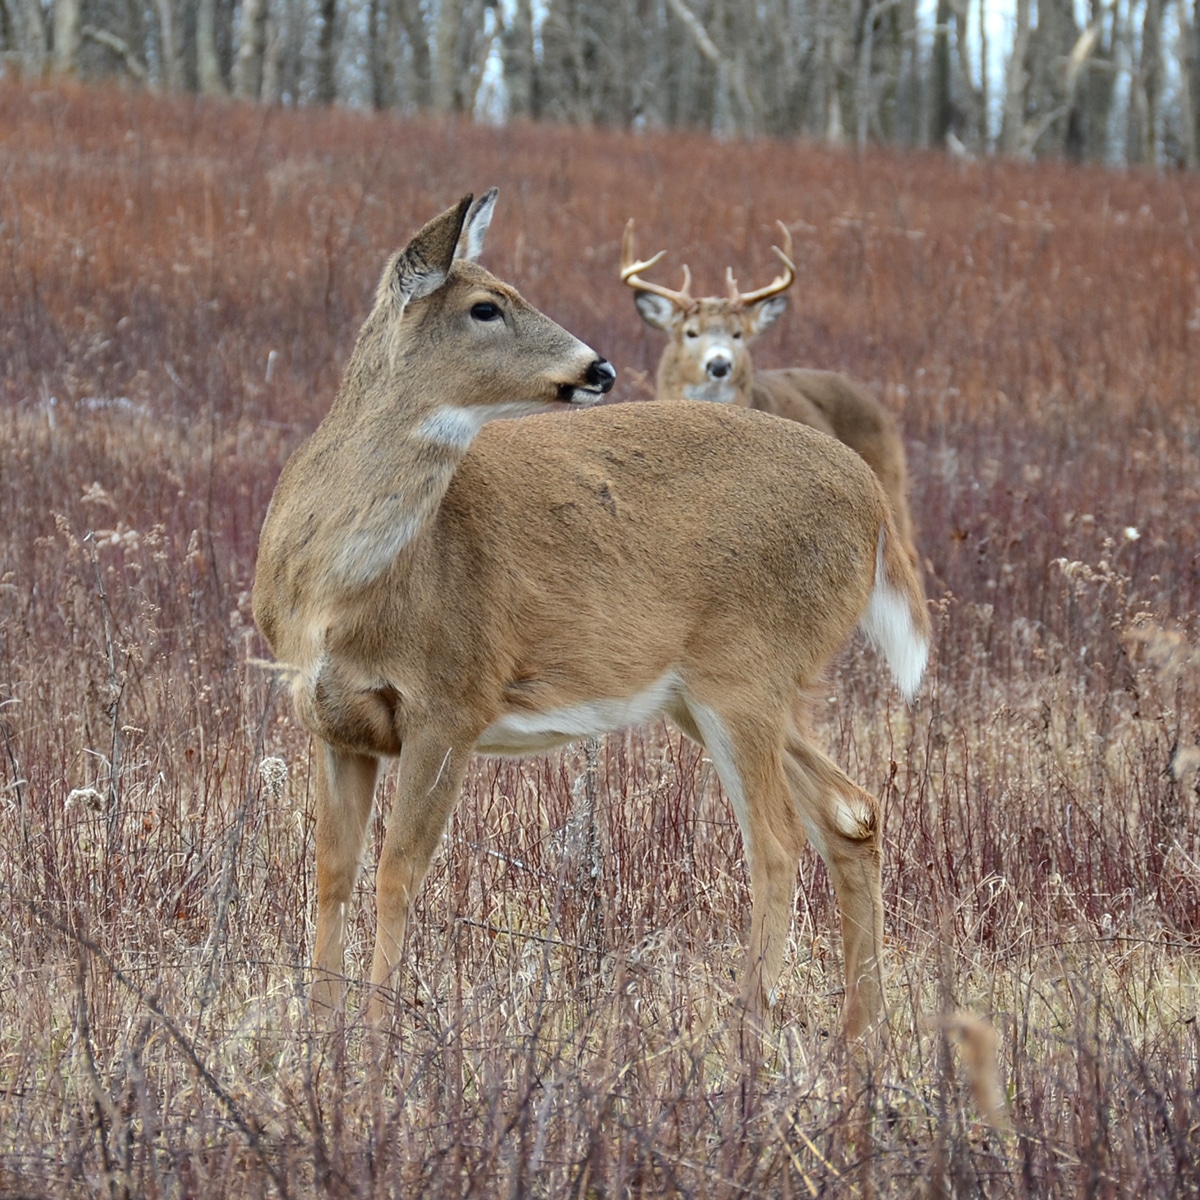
[2,80,1199,1197]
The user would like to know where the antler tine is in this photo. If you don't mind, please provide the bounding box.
[620,218,695,310]
[729,220,797,309]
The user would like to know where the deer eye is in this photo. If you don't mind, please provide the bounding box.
[685,328,699,339]
[732,330,742,340]
[471,301,502,322]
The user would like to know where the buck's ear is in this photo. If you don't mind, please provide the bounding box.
[745,294,788,336]
[455,187,497,262]
[633,290,680,332]
[381,194,474,309]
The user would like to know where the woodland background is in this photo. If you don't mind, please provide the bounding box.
[1,75,1199,1195]
[5,1,1200,166]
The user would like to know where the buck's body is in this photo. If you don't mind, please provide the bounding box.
[254,192,929,1040]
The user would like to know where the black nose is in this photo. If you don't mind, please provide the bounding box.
[709,359,731,379]
[587,358,617,394]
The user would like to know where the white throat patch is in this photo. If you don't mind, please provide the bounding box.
[416,402,546,449]
[683,381,740,404]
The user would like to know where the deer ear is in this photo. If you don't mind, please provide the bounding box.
[382,194,474,309]
[633,290,680,332]
[455,187,497,261]
[744,294,788,336]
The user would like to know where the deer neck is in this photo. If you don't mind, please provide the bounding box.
[314,388,502,594]
[271,312,505,604]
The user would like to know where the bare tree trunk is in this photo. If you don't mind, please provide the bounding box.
[155,0,183,89]
[233,0,268,99]
[930,0,953,146]
[979,0,990,148]
[815,0,852,143]
[367,0,396,110]
[664,0,755,135]
[1180,0,1200,167]
[999,0,1031,153]
[315,0,336,104]
[396,0,431,109]
[1064,1,1117,162]
[501,0,536,118]
[952,0,984,149]
[268,0,305,104]
[871,0,921,145]
[430,0,489,115]
[715,0,759,135]
[855,0,906,147]
[1128,0,1164,163]
[1023,0,1080,156]
[196,0,225,94]
[6,0,49,73]
[432,0,460,113]
[663,0,719,126]
[1193,0,1200,166]
[53,0,82,75]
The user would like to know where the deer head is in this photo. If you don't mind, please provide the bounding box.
[622,219,795,404]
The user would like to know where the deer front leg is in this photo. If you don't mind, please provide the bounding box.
[367,732,473,1024]
[312,743,380,1018]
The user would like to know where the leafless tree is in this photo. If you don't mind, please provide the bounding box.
[1128,0,1166,164]
[53,0,82,74]
[234,0,268,100]
[0,0,1193,169]
[196,0,224,94]
[1179,1,1200,166]
[315,0,337,104]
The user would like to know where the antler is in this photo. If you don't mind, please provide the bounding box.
[620,219,696,312]
[726,221,796,309]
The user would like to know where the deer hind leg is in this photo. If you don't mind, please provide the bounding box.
[312,742,381,1018]
[367,731,473,1023]
[680,698,805,1023]
[782,733,886,1041]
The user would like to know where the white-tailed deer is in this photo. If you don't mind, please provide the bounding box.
[622,220,920,573]
[253,190,930,1040]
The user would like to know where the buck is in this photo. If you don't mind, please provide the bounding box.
[253,189,930,1040]
[622,219,919,572]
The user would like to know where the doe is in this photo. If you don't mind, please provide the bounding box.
[253,190,930,1039]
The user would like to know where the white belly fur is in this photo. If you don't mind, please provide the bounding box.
[476,671,682,755]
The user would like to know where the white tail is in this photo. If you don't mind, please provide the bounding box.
[253,191,931,1040]
[622,218,921,575]
[862,532,929,701]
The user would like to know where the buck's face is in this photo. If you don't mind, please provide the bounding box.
[635,292,787,404]
[621,218,796,405]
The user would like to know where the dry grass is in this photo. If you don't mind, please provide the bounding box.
[2,80,1199,1197]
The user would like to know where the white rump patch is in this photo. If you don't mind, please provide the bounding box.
[478,671,682,754]
[859,532,928,701]
[416,402,546,449]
